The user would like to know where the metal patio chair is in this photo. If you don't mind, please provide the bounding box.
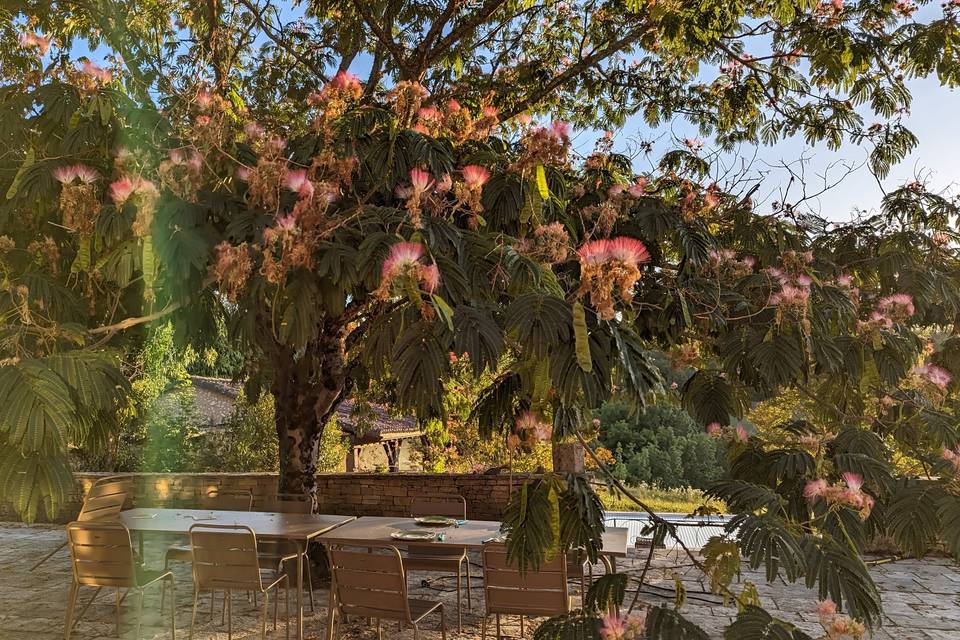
[188,524,290,640]
[326,544,446,640]
[480,545,570,639]
[65,520,175,640]
[404,496,471,631]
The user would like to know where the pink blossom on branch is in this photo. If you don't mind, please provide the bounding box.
[81,61,112,84]
[53,165,100,184]
[409,168,434,195]
[18,32,51,56]
[284,169,314,200]
[461,165,491,188]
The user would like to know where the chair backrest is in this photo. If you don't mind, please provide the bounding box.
[189,524,264,591]
[265,492,313,514]
[409,495,467,519]
[78,479,130,522]
[482,546,570,617]
[199,488,253,511]
[328,545,411,623]
[66,521,137,588]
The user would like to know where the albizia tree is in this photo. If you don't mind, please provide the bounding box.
[3,0,960,637]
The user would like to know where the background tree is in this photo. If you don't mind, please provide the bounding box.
[3,1,960,636]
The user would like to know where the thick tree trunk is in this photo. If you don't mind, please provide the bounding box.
[271,320,349,502]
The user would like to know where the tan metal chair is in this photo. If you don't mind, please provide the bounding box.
[258,493,317,612]
[65,521,175,640]
[480,545,570,639]
[404,496,471,631]
[327,544,446,640]
[162,488,254,610]
[188,524,290,640]
[31,477,131,571]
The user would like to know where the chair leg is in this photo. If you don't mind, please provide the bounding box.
[306,561,315,613]
[31,540,67,572]
[168,577,177,640]
[440,605,447,640]
[227,590,233,640]
[376,619,382,640]
[465,558,473,610]
[496,613,501,640]
[520,615,525,636]
[190,588,199,640]
[481,614,486,640]
[117,587,121,638]
[273,587,280,631]
[456,566,463,632]
[285,581,291,640]
[260,591,268,640]
[413,624,419,640]
[135,589,145,640]
[64,582,78,640]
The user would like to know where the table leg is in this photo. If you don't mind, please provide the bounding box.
[297,543,304,640]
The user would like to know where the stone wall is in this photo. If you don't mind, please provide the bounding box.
[0,471,531,522]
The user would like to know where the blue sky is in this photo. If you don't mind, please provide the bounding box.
[62,4,960,224]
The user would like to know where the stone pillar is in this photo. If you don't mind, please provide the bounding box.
[552,441,585,473]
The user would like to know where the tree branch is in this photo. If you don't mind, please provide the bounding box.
[502,23,651,119]
[349,0,410,77]
[236,0,329,83]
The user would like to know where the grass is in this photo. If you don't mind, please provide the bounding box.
[596,483,726,514]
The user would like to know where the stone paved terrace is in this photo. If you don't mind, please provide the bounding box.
[2,523,958,640]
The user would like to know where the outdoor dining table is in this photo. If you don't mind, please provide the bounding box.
[119,507,356,640]
[316,517,632,635]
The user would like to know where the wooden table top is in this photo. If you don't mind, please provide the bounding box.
[317,516,502,549]
[120,508,356,541]
[317,517,631,557]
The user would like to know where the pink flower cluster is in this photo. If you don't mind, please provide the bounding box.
[599,612,646,640]
[816,600,866,639]
[515,411,552,443]
[80,61,112,85]
[52,165,100,184]
[804,472,875,520]
[18,32,51,56]
[706,422,749,443]
[375,242,441,300]
[912,363,952,391]
[576,237,651,319]
[706,249,755,278]
[942,445,960,476]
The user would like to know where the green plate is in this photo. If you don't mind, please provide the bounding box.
[414,516,457,527]
[391,529,438,541]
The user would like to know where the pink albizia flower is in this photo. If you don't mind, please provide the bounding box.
[817,599,838,619]
[706,422,722,437]
[109,177,137,205]
[842,472,863,493]
[507,433,521,451]
[52,166,78,184]
[274,213,297,231]
[684,137,703,152]
[328,70,362,91]
[550,120,570,142]
[446,99,462,112]
[420,262,441,293]
[599,613,627,640]
[734,425,749,442]
[395,185,413,199]
[804,479,828,499]
[382,242,426,280]
[19,32,51,56]
[284,169,314,199]
[913,364,952,390]
[461,165,491,189]
[607,184,625,197]
[628,177,648,197]
[516,113,533,126]
[482,105,499,119]
[604,237,652,266]
[73,165,100,183]
[195,89,212,109]
[81,61,112,84]
[704,190,720,209]
[235,166,252,181]
[409,168,433,195]
[877,293,915,320]
[417,106,442,122]
[244,122,264,139]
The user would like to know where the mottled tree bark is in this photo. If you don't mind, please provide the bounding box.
[271,320,349,501]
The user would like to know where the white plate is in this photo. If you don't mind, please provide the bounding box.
[390,529,438,541]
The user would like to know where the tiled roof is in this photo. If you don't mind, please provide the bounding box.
[175,377,421,442]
